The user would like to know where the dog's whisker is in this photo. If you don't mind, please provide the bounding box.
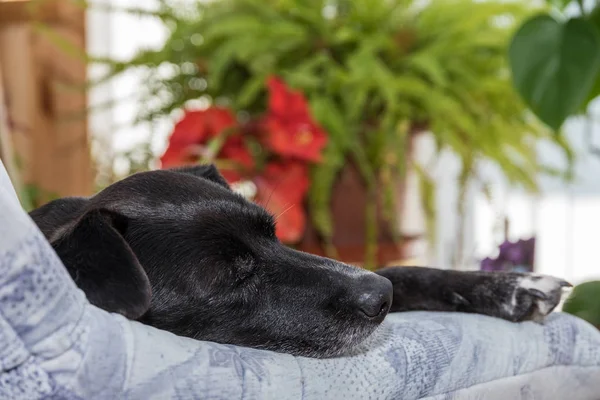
[264,186,277,209]
[274,203,295,221]
[254,185,277,211]
[263,176,286,210]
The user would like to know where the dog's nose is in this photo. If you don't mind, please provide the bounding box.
[355,274,393,321]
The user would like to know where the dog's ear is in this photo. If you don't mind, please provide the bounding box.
[48,208,152,320]
[170,164,231,189]
[30,197,88,237]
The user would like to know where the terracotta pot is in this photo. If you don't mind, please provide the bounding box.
[296,130,423,268]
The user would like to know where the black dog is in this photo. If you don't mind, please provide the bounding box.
[29,165,569,358]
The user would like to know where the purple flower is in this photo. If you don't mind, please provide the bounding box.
[480,237,536,272]
[506,245,524,264]
[520,238,536,266]
[480,257,502,271]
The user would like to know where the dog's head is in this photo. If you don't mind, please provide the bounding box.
[30,165,392,357]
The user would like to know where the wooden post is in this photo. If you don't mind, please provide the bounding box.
[0,62,22,194]
[0,0,92,204]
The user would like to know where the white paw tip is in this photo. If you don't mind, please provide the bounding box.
[517,274,571,318]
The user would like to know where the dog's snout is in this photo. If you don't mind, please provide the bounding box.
[354,275,393,321]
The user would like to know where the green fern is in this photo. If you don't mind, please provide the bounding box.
[83,0,572,268]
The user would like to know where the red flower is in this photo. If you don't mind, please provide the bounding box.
[217,137,255,183]
[160,107,253,182]
[253,161,310,243]
[262,76,327,162]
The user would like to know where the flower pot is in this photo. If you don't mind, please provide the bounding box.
[296,132,423,268]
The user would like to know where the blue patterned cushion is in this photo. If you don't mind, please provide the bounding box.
[1,161,599,399]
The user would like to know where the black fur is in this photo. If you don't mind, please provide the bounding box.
[377,267,566,323]
[29,165,569,358]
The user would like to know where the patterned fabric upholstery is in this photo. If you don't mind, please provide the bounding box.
[1,160,599,400]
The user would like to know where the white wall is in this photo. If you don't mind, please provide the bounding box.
[429,113,600,284]
[467,114,600,285]
[87,0,170,176]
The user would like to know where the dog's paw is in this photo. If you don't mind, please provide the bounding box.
[506,274,572,323]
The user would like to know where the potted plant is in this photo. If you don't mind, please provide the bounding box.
[93,0,572,269]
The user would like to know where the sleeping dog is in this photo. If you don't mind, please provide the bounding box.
[29,165,570,358]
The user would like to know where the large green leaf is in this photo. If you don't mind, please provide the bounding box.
[562,281,600,327]
[509,15,600,130]
[579,5,600,111]
[546,0,574,10]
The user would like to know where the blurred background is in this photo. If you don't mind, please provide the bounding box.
[2,0,600,290]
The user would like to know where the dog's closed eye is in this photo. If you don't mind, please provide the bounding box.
[234,255,258,285]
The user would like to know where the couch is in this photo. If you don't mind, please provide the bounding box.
[1,160,599,400]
